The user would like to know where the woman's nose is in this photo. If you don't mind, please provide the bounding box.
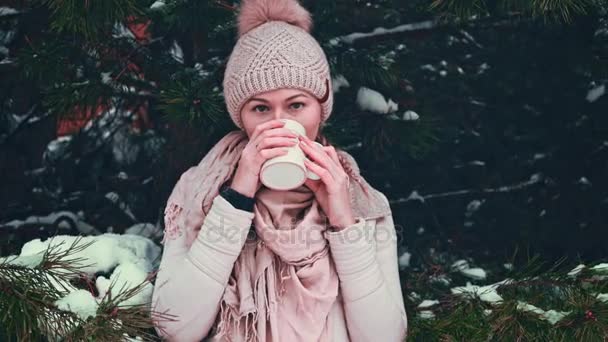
[273,110,287,120]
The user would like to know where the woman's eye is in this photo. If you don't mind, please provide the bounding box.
[253,105,268,112]
[290,102,305,110]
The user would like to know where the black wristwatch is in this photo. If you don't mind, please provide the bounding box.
[219,183,255,212]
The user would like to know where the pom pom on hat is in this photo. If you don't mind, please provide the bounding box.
[237,0,312,38]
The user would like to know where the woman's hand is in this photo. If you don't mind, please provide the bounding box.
[299,135,356,230]
[230,119,299,197]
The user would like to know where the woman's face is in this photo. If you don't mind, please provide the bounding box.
[240,88,322,141]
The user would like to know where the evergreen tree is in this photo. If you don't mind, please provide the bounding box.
[0,0,606,339]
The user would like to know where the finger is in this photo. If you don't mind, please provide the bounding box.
[304,158,335,187]
[252,127,298,147]
[259,147,290,160]
[303,178,321,192]
[250,119,287,142]
[324,146,341,167]
[257,136,299,150]
[300,138,340,175]
[324,147,350,187]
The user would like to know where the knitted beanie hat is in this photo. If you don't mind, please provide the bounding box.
[223,0,333,130]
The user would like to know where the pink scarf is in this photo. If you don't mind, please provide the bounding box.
[163,130,391,341]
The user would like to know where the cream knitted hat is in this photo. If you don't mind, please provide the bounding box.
[222,0,333,130]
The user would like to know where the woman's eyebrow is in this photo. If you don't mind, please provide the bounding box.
[247,93,309,104]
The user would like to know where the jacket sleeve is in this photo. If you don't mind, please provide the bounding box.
[151,194,255,341]
[324,197,408,341]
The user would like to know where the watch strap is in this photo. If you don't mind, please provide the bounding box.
[219,183,255,212]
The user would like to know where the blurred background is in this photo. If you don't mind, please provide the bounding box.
[0,0,607,340]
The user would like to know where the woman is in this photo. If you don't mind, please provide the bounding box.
[151,0,408,341]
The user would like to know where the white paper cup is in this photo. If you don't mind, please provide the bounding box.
[260,119,322,190]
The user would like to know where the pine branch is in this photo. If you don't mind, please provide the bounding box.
[389,173,544,204]
[42,0,146,41]
[0,235,175,341]
[407,257,608,340]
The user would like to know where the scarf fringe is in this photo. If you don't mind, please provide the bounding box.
[216,298,259,342]
[215,298,231,340]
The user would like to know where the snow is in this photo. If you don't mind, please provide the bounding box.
[402,110,419,121]
[567,264,585,276]
[328,38,340,46]
[170,40,184,64]
[591,263,608,273]
[105,261,154,307]
[338,20,436,44]
[465,200,484,217]
[420,64,437,72]
[356,87,398,114]
[451,281,504,303]
[577,177,592,186]
[386,110,419,122]
[451,280,576,324]
[55,289,99,320]
[398,251,411,268]
[101,72,112,84]
[418,299,439,308]
[1,29,16,47]
[418,310,435,319]
[0,7,18,16]
[378,51,397,68]
[0,253,45,268]
[516,301,570,325]
[470,99,486,107]
[586,84,605,103]
[429,274,451,286]
[194,63,212,78]
[461,268,487,280]
[47,135,72,152]
[451,259,469,271]
[112,22,136,40]
[1,210,100,235]
[459,29,483,48]
[110,127,141,166]
[150,0,166,9]
[477,63,490,75]
[468,160,485,166]
[451,259,487,280]
[1,233,161,336]
[16,234,159,276]
[332,75,350,93]
[408,291,421,302]
[405,190,425,203]
[125,223,163,242]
